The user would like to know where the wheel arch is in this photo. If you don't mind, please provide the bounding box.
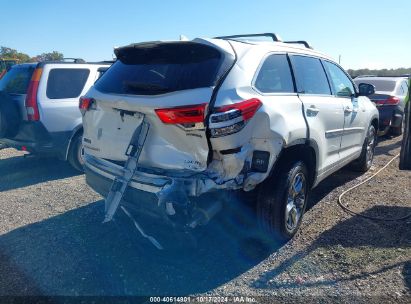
[269,140,318,188]
[64,124,83,160]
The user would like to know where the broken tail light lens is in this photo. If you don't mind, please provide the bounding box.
[79,96,95,115]
[155,103,207,124]
[209,98,262,137]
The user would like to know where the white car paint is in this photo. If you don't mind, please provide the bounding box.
[82,37,379,198]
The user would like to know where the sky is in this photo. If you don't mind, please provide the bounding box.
[1,0,410,70]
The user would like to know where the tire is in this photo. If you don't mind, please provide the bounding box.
[0,91,20,138]
[257,161,309,242]
[350,124,377,172]
[67,133,84,172]
[390,118,403,136]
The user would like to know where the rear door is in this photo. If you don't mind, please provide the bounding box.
[290,55,345,177]
[0,64,35,120]
[323,60,366,158]
[82,41,234,172]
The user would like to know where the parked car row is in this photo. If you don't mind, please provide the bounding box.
[0,33,382,242]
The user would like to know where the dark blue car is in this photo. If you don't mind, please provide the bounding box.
[354,76,408,136]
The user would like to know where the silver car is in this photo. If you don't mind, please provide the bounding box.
[0,60,111,171]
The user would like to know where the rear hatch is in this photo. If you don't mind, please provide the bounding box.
[82,40,235,172]
[0,64,35,121]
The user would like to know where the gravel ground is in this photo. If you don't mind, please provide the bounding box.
[0,135,410,303]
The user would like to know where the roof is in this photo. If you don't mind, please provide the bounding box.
[354,76,407,82]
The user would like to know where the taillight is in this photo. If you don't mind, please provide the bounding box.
[209,98,262,137]
[25,68,43,121]
[79,96,95,115]
[385,96,400,105]
[155,103,207,124]
[373,96,400,106]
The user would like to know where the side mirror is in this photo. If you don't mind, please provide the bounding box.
[358,83,375,96]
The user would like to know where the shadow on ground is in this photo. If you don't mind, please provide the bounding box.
[0,154,80,192]
[0,137,404,296]
[375,134,403,157]
[0,197,279,296]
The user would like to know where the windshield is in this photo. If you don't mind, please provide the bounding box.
[95,42,231,95]
[0,65,35,94]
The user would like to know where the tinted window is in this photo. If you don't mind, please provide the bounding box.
[291,56,331,95]
[323,61,354,97]
[95,42,232,95]
[353,79,396,92]
[46,68,90,99]
[0,65,35,94]
[254,54,294,93]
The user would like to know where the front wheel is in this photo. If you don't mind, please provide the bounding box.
[257,161,309,242]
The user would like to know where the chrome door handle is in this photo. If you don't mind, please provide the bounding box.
[307,106,320,115]
[344,107,353,114]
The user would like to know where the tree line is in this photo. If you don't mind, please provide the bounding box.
[0,46,64,62]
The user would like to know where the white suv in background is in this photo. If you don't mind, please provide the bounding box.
[0,59,111,171]
[81,34,379,241]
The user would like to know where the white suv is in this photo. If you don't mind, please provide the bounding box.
[81,34,379,241]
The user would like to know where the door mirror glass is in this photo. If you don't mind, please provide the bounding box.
[358,83,375,96]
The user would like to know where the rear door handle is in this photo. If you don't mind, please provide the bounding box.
[307,106,320,115]
[344,106,353,114]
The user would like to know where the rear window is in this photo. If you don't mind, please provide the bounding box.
[354,79,396,92]
[95,42,231,95]
[0,66,35,94]
[254,54,294,93]
[46,68,90,99]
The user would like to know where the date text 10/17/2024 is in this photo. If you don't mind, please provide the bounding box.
[149,296,257,303]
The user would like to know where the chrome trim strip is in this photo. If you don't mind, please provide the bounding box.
[325,129,344,138]
[84,154,171,193]
[325,127,365,138]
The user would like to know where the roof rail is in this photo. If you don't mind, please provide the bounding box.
[62,58,86,63]
[283,40,313,49]
[215,33,282,42]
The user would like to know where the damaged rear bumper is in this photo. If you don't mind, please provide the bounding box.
[84,153,238,228]
[84,153,244,199]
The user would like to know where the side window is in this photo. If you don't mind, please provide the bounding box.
[46,68,90,99]
[291,56,331,95]
[254,54,294,93]
[323,61,354,97]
